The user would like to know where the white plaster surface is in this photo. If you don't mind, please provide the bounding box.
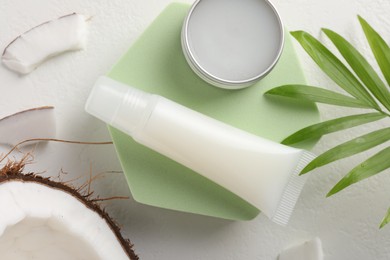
[0,0,390,259]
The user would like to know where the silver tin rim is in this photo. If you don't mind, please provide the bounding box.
[181,0,285,90]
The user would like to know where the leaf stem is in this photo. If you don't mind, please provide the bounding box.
[377,109,390,117]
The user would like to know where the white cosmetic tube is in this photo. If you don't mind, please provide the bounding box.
[85,77,315,225]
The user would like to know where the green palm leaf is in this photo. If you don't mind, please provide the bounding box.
[291,31,380,109]
[323,28,390,112]
[265,84,371,108]
[268,18,390,227]
[282,112,386,145]
[359,16,390,90]
[327,146,390,197]
[301,127,390,174]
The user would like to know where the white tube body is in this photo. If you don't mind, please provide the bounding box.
[135,98,302,217]
[85,77,315,225]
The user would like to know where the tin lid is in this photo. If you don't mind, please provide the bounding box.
[182,0,284,89]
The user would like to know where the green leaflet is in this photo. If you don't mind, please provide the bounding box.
[265,84,371,108]
[327,146,390,197]
[291,31,380,109]
[301,127,390,174]
[323,28,390,112]
[380,208,390,229]
[359,16,390,91]
[282,112,386,145]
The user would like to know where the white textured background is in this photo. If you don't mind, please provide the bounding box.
[1,0,390,259]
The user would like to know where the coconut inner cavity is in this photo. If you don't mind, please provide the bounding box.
[0,217,100,260]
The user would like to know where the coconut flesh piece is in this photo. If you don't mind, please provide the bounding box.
[0,106,56,147]
[0,161,138,260]
[278,237,324,260]
[2,13,87,74]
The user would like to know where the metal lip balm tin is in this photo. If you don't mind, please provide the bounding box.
[182,0,284,89]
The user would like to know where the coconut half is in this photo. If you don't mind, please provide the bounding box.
[0,160,138,260]
[0,106,56,147]
[2,13,88,74]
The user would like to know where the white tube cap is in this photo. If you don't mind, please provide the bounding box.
[85,76,152,135]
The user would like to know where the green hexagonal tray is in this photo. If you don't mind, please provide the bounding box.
[107,3,319,220]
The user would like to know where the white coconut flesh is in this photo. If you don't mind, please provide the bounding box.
[278,237,324,260]
[2,13,87,74]
[0,217,101,260]
[0,180,132,260]
[0,106,56,147]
